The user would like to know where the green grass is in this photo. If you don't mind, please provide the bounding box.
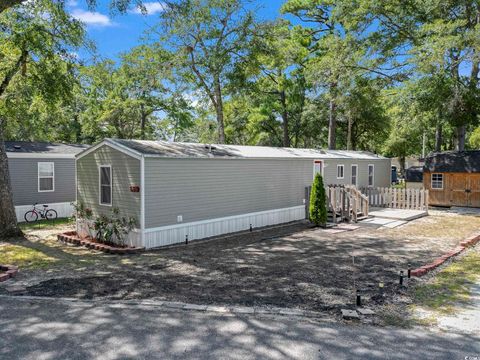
[0,243,57,269]
[413,250,480,314]
[19,217,73,231]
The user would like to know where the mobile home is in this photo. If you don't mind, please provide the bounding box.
[76,139,391,248]
[6,141,88,221]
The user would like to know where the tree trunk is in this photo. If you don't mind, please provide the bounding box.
[456,125,466,151]
[327,98,336,150]
[279,90,290,147]
[346,116,352,151]
[0,120,22,238]
[398,156,406,176]
[434,120,442,152]
[140,103,147,140]
[213,77,225,144]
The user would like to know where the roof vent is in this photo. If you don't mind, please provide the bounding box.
[14,145,21,150]
[204,144,217,152]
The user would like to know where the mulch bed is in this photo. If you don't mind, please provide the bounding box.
[58,231,144,254]
[0,265,18,282]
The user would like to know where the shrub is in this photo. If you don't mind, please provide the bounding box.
[309,173,327,227]
[93,208,137,246]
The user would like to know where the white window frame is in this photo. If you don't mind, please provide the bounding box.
[431,173,444,190]
[337,164,344,179]
[99,165,112,206]
[38,162,55,193]
[351,164,358,186]
[368,164,375,187]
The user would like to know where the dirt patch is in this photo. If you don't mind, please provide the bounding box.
[6,211,480,316]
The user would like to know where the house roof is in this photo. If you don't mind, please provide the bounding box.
[102,139,387,160]
[424,151,480,173]
[6,141,88,158]
[405,166,423,182]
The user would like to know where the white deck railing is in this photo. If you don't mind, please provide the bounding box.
[360,187,429,211]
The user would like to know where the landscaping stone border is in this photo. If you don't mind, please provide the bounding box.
[0,265,19,282]
[57,231,144,254]
[411,232,480,277]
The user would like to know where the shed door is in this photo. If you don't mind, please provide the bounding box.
[468,174,480,207]
[450,174,468,206]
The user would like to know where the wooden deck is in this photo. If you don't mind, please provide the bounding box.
[368,207,428,221]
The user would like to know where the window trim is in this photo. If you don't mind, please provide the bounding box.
[38,162,55,193]
[431,173,444,190]
[368,164,375,187]
[351,164,358,186]
[99,165,113,206]
[337,164,344,179]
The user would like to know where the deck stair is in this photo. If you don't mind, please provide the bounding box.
[327,185,369,223]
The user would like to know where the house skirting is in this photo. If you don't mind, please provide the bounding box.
[15,202,74,222]
[143,205,305,249]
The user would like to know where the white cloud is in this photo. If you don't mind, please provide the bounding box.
[66,0,78,7]
[131,2,165,15]
[71,9,112,27]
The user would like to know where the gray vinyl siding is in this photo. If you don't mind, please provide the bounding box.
[8,158,76,206]
[322,159,391,188]
[76,145,141,221]
[144,158,313,228]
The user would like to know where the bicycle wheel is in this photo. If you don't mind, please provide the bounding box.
[45,209,58,221]
[24,210,38,223]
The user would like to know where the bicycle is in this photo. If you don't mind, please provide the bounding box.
[24,203,58,223]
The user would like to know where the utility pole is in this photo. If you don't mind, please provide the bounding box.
[422,131,426,159]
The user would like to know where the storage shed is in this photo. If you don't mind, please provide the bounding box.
[405,166,424,189]
[6,141,89,221]
[76,139,391,248]
[424,151,480,207]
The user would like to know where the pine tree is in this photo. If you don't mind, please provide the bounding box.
[309,173,327,227]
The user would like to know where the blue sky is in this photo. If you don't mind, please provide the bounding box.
[68,0,286,62]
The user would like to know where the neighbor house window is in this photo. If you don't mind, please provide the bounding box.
[337,164,344,179]
[351,165,358,186]
[431,173,443,189]
[368,164,374,187]
[99,165,112,206]
[38,162,54,192]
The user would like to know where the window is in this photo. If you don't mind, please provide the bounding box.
[368,164,374,187]
[38,162,54,192]
[313,160,322,176]
[337,164,344,179]
[351,165,358,186]
[99,165,112,206]
[431,173,443,190]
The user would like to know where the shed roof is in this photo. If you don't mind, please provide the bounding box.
[5,141,88,155]
[424,151,480,173]
[405,166,423,182]
[105,139,387,160]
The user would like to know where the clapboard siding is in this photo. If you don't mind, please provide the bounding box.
[144,158,313,228]
[76,145,141,221]
[323,159,391,188]
[8,158,76,206]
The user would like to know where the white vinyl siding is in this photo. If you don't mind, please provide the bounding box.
[337,164,344,179]
[38,162,54,192]
[431,173,443,189]
[351,164,358,186]
[368,164,374,187]
[99,165,112,206]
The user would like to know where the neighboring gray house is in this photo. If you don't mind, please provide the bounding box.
[76,139,391,248]
[6,141,88,222]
